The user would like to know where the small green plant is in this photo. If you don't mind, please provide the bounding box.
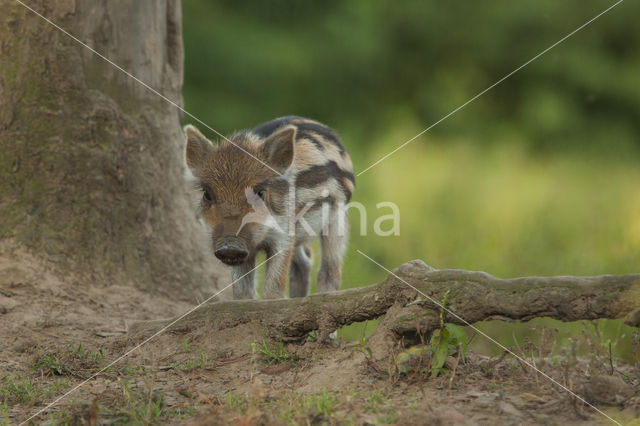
[34,354,69,376]
[429,291,468,377]
[140,395,163,424]
[395,346,430,375]
[252,336,290,364]
[348,322,374,361]
[362,390,397,424]
[176,349,207,371]
[224,389,249,412]
[1,402,9,425]
[115,394,164,424]
[275,389,341,423]
[429,324,467,377]
[364,389,387,413]
[166,406,196,418]
[0,374,40,404]
[405,396,419,409]
[114,378,169,424]
[47,406,77,425]
[377,410,398,424]
[120,364,146,376]
[119,379,131,401]
[305,330,318,342]
[181,337,191,353]
[65,342,105,364]
[307,389,335,417]
[349,336,374,361]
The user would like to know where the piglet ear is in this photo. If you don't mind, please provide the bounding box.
[262,125,296,173]
[184,124,215,171]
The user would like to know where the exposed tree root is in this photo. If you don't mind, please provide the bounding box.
[129,260,640,359]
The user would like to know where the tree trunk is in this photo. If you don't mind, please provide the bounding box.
[0,0,224,297]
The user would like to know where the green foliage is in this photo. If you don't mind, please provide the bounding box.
[113,379,187,425]
[33,354,69,376]
[183,0,640,152]
[47,407,74,426]
[252,336,290,364]
[224,389,249,412]
[220,387,410,424]
[165,406,196,418]
[361,389,397,424]
[277,389,338,423]
[31,343,106,380]
[364,389,387,413]
[120,364,146,376]
[429,324,468,377]
[181,337,191,353]
[119,379,131,401]
[470,317,639,363]
[0,373,72,420]
[306,389,336,417]
[66,343,105,363]
[182,1,640,280]
[0,403,8,426]
[117,394,163,425]
[348,335,373,361]
[340,319,379,349]
[428,291,469,377]
[183,1,640,360]
[0,374,39,404]
[395,346,429,375]
[377,411,398,424]
[444,324,468,362]
[175,348,208,371]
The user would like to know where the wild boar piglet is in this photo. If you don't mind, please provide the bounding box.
[184,116,354,300]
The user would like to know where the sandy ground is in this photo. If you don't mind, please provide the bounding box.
[1,243,638,425]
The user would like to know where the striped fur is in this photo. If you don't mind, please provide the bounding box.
[184,116,354,300]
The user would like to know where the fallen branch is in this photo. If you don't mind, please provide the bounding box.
[130,260,640,345]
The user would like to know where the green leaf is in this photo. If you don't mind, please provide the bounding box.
[365,346,373,359]
[444,323,468,361]
[430,328,449,377]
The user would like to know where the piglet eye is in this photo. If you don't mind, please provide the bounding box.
[203,189,213,203]
[257,189,266,200]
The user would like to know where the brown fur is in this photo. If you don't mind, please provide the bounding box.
[185,127,288,247]
[184,116,353,300]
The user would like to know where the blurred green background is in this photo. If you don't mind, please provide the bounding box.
[181,1,640,359]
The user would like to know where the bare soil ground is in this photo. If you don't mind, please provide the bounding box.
[1,243,638,425]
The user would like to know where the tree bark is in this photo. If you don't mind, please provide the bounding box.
[0,0,225,297]
[129,260,640,346]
